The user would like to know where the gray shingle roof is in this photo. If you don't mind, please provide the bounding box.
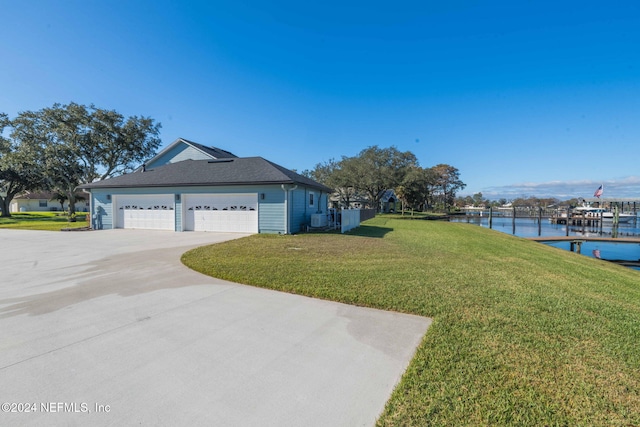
[179,138,237,159]
[80,157,332,192]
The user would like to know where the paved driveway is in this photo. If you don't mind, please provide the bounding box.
[0,229,430,426]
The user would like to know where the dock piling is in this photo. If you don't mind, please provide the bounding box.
[570,240,585,253]
[489,207,493,229]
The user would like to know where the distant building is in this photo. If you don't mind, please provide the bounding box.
[10,191,89,213]
[379,189,397,213]
[329,188,397,213]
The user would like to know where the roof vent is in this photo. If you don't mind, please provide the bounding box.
[207,159,234,163]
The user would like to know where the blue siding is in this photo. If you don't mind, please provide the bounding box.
[90,190,113,230]
[258,188,286,233]
[290,188,306,233]
[147,144,211,169]
[289,187,328,233]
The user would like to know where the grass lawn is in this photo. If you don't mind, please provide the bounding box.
[0,212,89,231]
[385,211,452,220]
[182,216,640,426]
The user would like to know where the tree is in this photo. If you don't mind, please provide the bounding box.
[82,106,162,182]
[394,185,408,215]
[0,113,44,217]
[472,192,485,207]
[50,191,85,212]
[10,103,161,220]
[397,166,437,213]
[430,164,466,210]
[307,158,360,208]
[307,146,467,213]
[11,105,87,220]
[310,147,419,210]
[347,146,418,209]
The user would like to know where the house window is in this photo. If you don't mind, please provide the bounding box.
[39,200,48,208]
[309,193,314,207]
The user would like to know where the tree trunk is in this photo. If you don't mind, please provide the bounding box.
[0,197,11,217]
[67,189,77,222]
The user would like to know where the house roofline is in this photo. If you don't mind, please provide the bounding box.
[81,180,331,192]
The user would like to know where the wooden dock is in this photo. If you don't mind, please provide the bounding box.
[527,236,640,243]
[549,215,600,226]
[527,236,640,254]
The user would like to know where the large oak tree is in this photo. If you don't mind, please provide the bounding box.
[305,158,363,208]
[396,166,438,213]
[9,103,161,220]
[0,113,44,217]
[309,146,418,210]
[350,146,418,209]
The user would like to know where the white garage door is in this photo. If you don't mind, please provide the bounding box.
[184,194,258,233]
[115,195,175,230]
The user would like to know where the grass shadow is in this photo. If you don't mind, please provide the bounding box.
[346,225,393,238]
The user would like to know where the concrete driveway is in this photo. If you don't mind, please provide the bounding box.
[0,229,430,426]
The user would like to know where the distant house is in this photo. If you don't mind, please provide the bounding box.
[379,189,397,213]
[328,191,367,210]
[79,137,332,234]
[329,188,397,213]
[10,192,89,213]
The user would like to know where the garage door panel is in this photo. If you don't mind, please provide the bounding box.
[184,194,258,233]
[115,195,175,230]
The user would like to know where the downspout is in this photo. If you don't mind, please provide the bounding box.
[282,184,288,234]
[281,184,298,234]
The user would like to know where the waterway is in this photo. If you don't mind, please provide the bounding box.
[451,215,640,271]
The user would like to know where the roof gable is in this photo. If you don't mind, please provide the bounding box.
[144,138,237,169]
[379,189,396,202]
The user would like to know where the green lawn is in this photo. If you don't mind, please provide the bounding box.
[0,212,89,231]
[182,216,640,426]
[385,211,452,220]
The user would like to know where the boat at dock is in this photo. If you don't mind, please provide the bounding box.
[549,206,635,225]
[572,206,635,223]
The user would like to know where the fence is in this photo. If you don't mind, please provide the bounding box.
[359,208,376,222]
[341,208,361,233]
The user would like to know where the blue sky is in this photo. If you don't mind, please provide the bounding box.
[1,1,639,200]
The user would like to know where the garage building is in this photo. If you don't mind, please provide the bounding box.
[80,138,332,234]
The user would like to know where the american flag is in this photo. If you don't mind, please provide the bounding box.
[594,185,603,198]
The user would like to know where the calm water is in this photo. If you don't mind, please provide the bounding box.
[451,215,640,271]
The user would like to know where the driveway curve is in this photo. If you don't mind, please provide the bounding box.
[0,229,430,426]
